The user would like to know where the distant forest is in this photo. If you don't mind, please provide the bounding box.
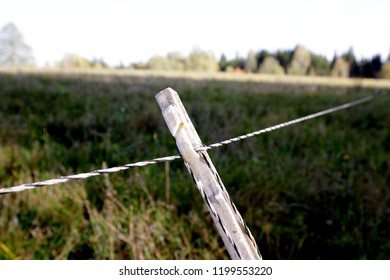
[129,45,390,79]
[58,45,390,80]
[1,22,390,79]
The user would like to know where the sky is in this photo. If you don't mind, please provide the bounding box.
[1,0,389,67]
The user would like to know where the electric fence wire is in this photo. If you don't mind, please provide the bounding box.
[0,95,375,195]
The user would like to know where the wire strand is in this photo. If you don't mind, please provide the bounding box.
[0,95,374,195]
[0,155,181,195]
[196,95,374,152]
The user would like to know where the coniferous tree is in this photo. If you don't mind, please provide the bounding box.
[219,54,229,72]
[342,47,359,77]
[255,50,270,69]
[275,49,293,73]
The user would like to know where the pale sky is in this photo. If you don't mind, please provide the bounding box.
[1,0,389,67]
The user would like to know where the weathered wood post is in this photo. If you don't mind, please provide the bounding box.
[156,87,261,260]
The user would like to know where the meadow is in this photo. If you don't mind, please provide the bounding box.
[0,70,389,259]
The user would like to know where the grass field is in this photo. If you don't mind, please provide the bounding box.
[0,70,389,259]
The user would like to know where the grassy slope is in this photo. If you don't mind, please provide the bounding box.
[0,70,389,259]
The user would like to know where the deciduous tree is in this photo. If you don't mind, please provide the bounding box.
[0,22,35,68]
[310,53,330,76]
[380,62,390,79]
[258,56,284,75]
[56,53,92,69]
[245,50,257,73]
[330,57,349,78]
[147,55,170,70]
[185,48,219,72]
[287,45,311,75]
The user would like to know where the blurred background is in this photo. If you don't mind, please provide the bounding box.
[0,0,389,76]
[0,0,389,259]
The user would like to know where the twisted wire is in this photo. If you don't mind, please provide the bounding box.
[0,155,181,195]
[0,95,374,195]
[196,95,373,152]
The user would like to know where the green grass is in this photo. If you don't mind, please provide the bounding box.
[0,71,389,259]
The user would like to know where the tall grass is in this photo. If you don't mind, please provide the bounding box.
[0,71,389,259]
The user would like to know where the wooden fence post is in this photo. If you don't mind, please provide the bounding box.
[156,87,262,260]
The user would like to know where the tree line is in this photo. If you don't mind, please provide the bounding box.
[56,46,390,80]
[230,46,386,79]
[1,22,390,79]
